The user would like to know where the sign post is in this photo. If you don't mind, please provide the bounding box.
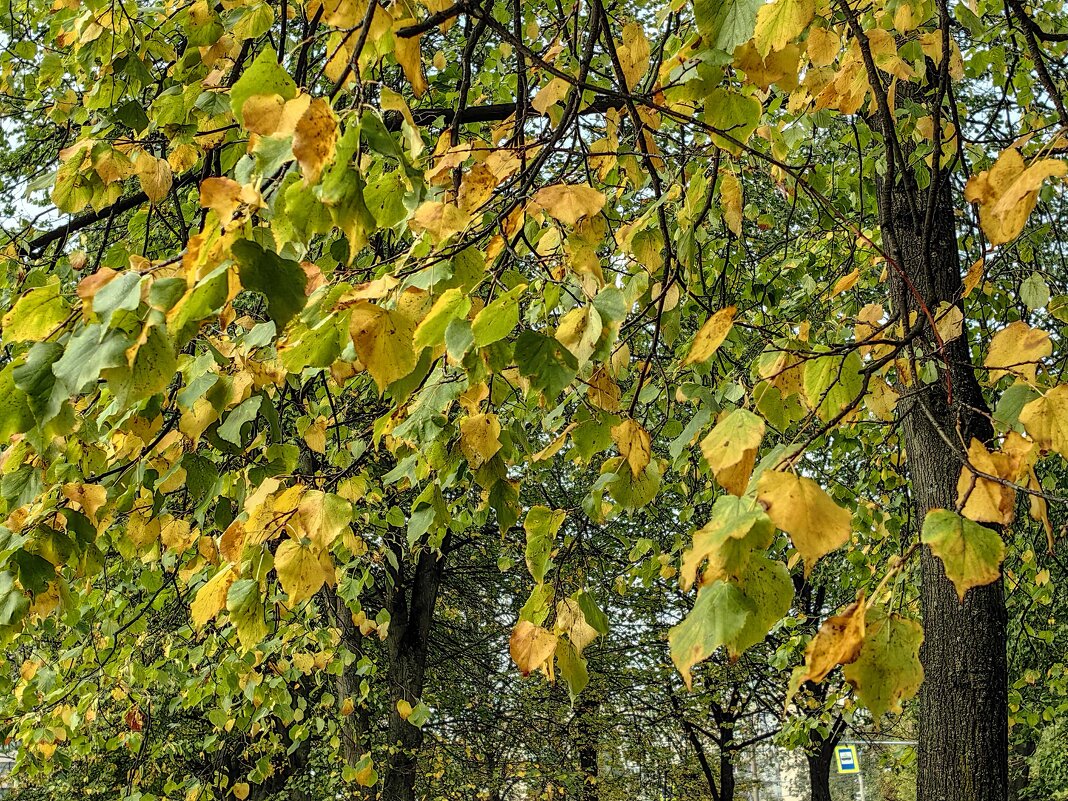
[835,745,864,801]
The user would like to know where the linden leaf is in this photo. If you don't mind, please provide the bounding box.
[842,608,924,719]
[1019,385,1068,457]
[964,148,1067,245]
[694,0,762,53]
[921,509,1006,602]
[983,320,1051,382]
[509,620,558,677]
[459,413,503,468]
[275,539,332,605]
[699,408,764,496]
[686,306,736,365]
[794,596,866,686]
[754,0,815,57]
[230,46,296,125]
[191,565,236,628]
[669,580,754,689]
[349,301,417,391]
[719,173,743,236]
[292,97,338,184]
[680,495,775,591]
[554,597,600,655]
[524,505,566,584]
[233,782,250,800]
[2,279,71,343]
[471,283,526,346]
[618,21,651,89]
[532,184,606,226]
[135,153,173,204]
[757,470,851,575]
[611,418,652,477]
[955,438,1016,526]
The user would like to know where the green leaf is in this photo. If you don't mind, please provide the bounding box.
[413,288,471,351]
[921,509,1006,601]
[729,553,792,658]
[680,495,774,590]
[556,639,589,701]
[524,506,566,584]
[803,348,864,422]
[53,324,130,396]
[471,284,526,346]
[842,608,924,718]
[694,0,763,53]
[669,580,755,688]
[514,330,578,400]
[226,578,271,651]
[1021,272,1050,311]
[218,395,264,446]
[229,46,296,124]
[0,571,28,628]
[2,278,70,342]
[232,240,308,329]
[0,364,34,440]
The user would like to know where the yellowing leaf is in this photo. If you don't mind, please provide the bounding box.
[303,416,328,454]
[555,304,603,366]
[807,26,840,67]
[686,306,736,365]
[956,438,1016,525]
[963,257,983,298]
[933,301,963,344]
[964,148,1067,245]
[191,565,236,628]
[719,173,743,236]
[611,418,652,477]
[921,509,1006,601]
[509,620,558,677]
[135,153,173,204]
[842,608,923,718]
[233,783,250,800]
[393,22,428,96]
[754,0,814,56]
[554,598,600,654]
[756,471,851,575]
[292,97,338,184]
[680,495,774,590]
[1019,385,1068,457]
[531,76,570,114]
[983,320,1051,382]
[619,21,651,89]
[459,413,503,467]
[348,302,417,391]
[396,699,413,720]
[532,184,606,226]
[829,268,860,298]
[275,540,332,605]
[699,408,764,496]
[794,596,866,686]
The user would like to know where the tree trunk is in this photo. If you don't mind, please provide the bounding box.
[576,694,600,801]
[381,541,447,801]
[806,720,843,801]
[878,124,1008,801]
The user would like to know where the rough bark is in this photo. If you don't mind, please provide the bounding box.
[575,693,600,801]
[877,136,1008,801]
[806,717,844,801]
[381,539,447,801]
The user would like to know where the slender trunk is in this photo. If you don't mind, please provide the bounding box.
[575,694,600,801]
[877,100,1008,801]
[381,542,447,801]
[325,586,373,799]
[718,744,735,801]
[666,684,720,801]
[806,719,843,801]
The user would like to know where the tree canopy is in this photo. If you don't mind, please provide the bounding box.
[0,0,1067,798]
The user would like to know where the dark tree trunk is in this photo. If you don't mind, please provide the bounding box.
[576,694,600,801]
[380,540,447,801]
[806,717,843,801]
[718,746,735,801]
[877,103,1008,801]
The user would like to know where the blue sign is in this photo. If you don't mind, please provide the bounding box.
[835,745,860,774]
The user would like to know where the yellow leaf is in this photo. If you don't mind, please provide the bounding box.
[61,483,107,526]
[532,184,606,226]
[700,408,764,496]
[191,565,235,628]
[829,268,860,298]
[1019,385,1068,457]
[393,23,428,96]
[275,540,331,605]
[509,620,558,677]
[459,413,503,467]
[719,173,743,236]
[554,598,599,654]
[794,596,866,686]
[686,306,736,365]
[586,368,621,412]
[292,97,337,184]
[531,76,571,114]
[619,21,651,89]
[233,783,250,800]
[956,438,1016,525]
[303,416,328,454]
[161,517,198,553]
[933,301,963,343]
[964,148,1067,245]
[757,470,851,575]
[348,301,418,391]
[983,320,1051,382]
[410,200,470,243]
[135,153,172,204]
[962,257,983,298]
[396,699,413,720]
[754,0,815,57]
[806,26,840,67]
[611,418,652,477]
[555,304,603,366]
